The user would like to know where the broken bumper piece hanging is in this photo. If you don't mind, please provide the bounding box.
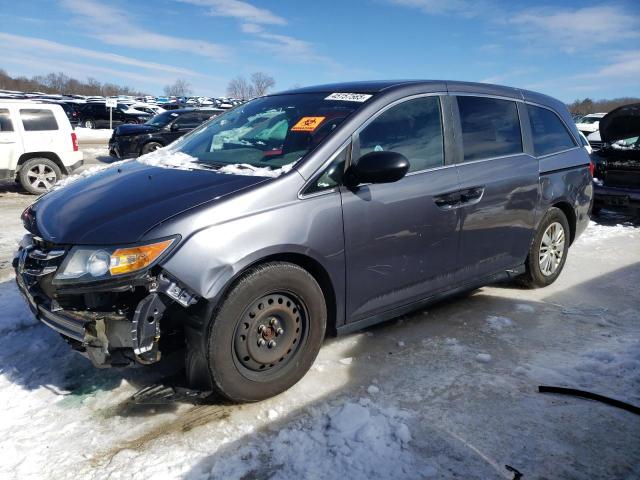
[13,234,198,367]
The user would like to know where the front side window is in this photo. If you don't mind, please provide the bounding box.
[358,96,444,172]
[20,109,59,131]
[0,109,13,132]
[305,145,348,194]
[527,105,576,157]
[457,96,522,161]
[175,93,364,170]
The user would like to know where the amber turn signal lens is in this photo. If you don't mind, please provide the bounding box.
[109,239,174,275]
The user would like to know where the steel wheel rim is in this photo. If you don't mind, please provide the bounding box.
[539,221,565,276]
[85,120,94,128]
[233,292,308,380]
[26,164,56,190]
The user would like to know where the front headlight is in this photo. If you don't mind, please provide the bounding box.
[53,238,177,283]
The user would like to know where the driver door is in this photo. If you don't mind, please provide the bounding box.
[340,95,461,323]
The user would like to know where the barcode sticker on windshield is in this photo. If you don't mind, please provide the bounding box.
[325,93,372,102]
[291,116,326,132]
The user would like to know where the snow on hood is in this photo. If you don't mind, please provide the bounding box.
[137,148,202,170]
[216,162,294,178]
[53,148,295,191]
[52,160,128,190]
[138,147,295,178]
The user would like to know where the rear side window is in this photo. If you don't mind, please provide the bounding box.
[358,96,444,172]
[457,96,522,161]
[20,109,59,131]
[0,109,13,132]
[527,105,576,156]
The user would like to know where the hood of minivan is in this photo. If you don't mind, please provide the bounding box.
[114,124,159,136]
[28,161,268,245]
[599,103,640,144]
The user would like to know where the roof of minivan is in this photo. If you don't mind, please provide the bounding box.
[276,80,526,97]
[275,80,570,123]
[277,80,566,106]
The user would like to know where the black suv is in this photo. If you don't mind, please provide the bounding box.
[78,103,151,129]
[108,108,223,158]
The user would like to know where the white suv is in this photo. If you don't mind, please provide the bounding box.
[0,101,83,194]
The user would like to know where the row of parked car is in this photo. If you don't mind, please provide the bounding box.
[0,90,244,127]
[0,95,225,193]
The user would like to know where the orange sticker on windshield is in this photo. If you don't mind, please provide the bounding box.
[291,116,326,132]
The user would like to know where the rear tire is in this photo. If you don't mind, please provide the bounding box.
[82,118,95,129]
[520,207,570,288]
[18,158,62,195]
[188,262,327,402]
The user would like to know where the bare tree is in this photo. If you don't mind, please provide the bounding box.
[164,78,192,97]
[250,72,275,97]
[227,76,255,101]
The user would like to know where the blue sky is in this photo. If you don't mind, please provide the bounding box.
[0,0,638,101]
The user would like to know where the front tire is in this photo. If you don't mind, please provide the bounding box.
[141,142,163,155]
[18,158,62,194]
[82,118,95,129]
[520,207,570,288]
[191,262,327,402]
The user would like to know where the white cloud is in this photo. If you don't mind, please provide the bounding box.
[241,23,264,34]
[60,0,229,60]
[0,32,200,76]
[509,6,640,52]
[389,0,495,18]
[174,0,340,67]
[177,0,286,25]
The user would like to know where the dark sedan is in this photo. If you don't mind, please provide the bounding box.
[109,108,223,158]
[591,103,640,215]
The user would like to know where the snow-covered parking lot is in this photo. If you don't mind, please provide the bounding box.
[0,178,638,479]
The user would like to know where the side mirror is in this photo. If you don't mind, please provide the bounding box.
[170,123,180,131]
[345,150,409,187]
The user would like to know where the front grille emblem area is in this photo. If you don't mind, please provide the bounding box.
[17,236,65,277]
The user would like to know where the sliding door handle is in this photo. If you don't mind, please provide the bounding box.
[460,187,484,205]
[434,192,461,209]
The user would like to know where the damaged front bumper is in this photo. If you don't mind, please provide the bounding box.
[13,234,198,367]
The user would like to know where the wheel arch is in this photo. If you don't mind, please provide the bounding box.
[208,252,338,338]
[551,201,577,244]
[139,138,166,155]
[17,152,66,174]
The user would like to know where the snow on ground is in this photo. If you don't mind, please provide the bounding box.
[0,203,638,479]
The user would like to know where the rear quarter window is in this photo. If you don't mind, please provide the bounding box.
[0,109,13,132]
[527,105,576,157]
[20,109,59,131]
[457,96,522,162]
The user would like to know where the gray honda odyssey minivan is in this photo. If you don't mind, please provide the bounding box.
[15,81,592,402]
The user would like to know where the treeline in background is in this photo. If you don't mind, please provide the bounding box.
[0,69,146,96]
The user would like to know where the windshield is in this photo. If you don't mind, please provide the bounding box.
[172,93,365,170]
[613,136,640,149]
[145,111,180,127]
